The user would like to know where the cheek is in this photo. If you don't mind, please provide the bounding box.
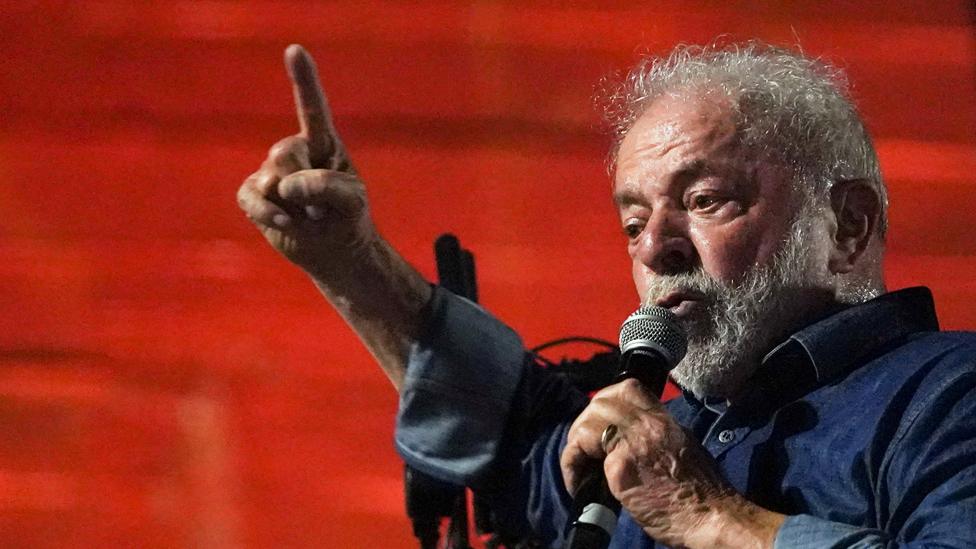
[690,222,776,280]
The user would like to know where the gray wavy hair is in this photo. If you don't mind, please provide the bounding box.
[601,41,887,235]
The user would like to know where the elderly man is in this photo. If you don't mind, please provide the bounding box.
[237,42,976,548]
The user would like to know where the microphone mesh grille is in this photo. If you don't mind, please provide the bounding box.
[619,305,687,368]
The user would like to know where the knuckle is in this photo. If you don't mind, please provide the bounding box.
[268,136,299,158]
[328,171,365,198]
[634,414,664,440]
[559,444,576,469]
[237,185,257,209]
[243,201,265,220]
[619,378,643,392]
[271,136,310,164]
[249,171,274,194]
[278,171,314,199]
[663,422,689,448]
[617,378,646,399]
[294,169,341,195]
[591,384,617,401]
[579,421,600,444]
[604,451,628,481]
[566,416,586,441]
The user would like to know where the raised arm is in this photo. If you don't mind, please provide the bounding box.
[236,44,432,390]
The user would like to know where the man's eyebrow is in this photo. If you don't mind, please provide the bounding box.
[613,158,714,207]
[672,158,712,185]
[613,188,643,207]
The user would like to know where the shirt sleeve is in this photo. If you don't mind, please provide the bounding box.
[877,369,976,547]
[776,369,976,549]
[394,286,588,476]
[393,287,589,546]
[774,515,889,548]
[394,286,528,486]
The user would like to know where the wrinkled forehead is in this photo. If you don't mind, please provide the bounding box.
[613,93,796,200]
[615,94,741,177]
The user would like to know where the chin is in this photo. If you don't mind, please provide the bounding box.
[672,363,751,401]
[669,337,767,401]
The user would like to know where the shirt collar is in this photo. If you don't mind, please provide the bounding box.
[776,286,938,381]
[679,286,940,413]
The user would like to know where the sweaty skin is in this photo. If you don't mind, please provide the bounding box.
[614,93,802,303]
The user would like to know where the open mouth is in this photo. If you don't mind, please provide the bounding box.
[654,291,708,318]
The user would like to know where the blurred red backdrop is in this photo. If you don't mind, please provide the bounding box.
[0,1,974,547]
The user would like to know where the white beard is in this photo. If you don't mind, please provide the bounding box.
[643,212,835,400]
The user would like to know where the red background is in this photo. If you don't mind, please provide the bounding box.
[1,2,974,547]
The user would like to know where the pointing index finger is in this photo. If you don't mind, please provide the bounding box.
[284,44,340,170]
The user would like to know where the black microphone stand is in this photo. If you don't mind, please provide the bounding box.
[403,234,476,549]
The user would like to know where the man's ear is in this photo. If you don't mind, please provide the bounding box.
[828,179,882,274]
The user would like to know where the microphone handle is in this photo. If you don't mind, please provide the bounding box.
[617,348,670,397]
[565,348,671,549]
[565,471,620,549]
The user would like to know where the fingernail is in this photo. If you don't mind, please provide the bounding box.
[305,205,324,220]
[273,214,290,227]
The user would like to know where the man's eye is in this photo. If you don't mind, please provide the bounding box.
[690,194,722,211]
[623,222,644,239]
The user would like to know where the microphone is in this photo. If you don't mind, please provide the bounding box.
[565,305,687,549]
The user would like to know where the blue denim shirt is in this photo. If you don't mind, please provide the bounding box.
[395,287,976,548]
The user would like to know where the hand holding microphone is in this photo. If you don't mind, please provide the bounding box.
[561,307,741,548]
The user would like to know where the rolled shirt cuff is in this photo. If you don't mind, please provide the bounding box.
[395,286,527,487]
[775,514,889,549]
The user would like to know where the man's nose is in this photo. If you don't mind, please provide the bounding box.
[634,210,695,275]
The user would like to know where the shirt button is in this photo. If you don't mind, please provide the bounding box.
[717,430,735,444]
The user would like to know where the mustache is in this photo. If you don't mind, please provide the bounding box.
[642,269,725,307]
